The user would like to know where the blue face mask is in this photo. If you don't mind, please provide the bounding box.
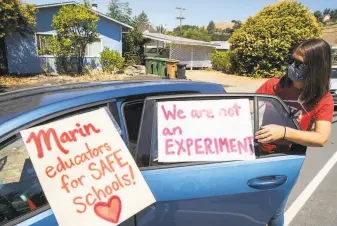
[287,63,306,82]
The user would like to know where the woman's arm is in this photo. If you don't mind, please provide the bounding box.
[255,120,332,147]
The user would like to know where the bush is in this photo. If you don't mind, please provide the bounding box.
[229,1,321,78]
[211,50,231,72]
[99,48,125,72]
[124,52,141,66]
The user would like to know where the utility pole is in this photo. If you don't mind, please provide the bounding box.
[176,7,186,33]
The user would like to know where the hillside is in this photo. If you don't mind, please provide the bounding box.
[323,24,337,46]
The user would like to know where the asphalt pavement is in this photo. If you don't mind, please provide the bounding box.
[284,112,337,226]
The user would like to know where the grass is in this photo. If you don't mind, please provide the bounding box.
[0,70,122,86]
[0,69,126,93]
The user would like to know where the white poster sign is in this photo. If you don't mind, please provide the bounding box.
[157,99,255,162]
[20,108,155,226]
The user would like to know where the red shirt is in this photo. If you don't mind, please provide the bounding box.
[256,77,334,152]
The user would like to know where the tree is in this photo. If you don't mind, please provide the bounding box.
[106,0,147,64]
[0,0,37,38]
[183,28,212,42]
[169,25,212,42]
[83,0,92,8]
[133,11,150,32]
[232,20,242,30]
[323,8,331,16]
[207,21,216,34]
[156,25,167,34]
[0,0,37,74]
[173,25,199,34]
[314,10,322,21]
[229,1,321,78]
[107,0,132,24]
[50,5,100,73]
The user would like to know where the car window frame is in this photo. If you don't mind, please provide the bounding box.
[120,92,201,155]
[0,99,119,226]
[134,93,306,170]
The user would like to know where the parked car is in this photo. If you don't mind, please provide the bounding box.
[145,47,170,58]
[0,80,306,226]
[330,65,337,105]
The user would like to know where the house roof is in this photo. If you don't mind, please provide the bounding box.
[36,1,133,30]
[142,32,220,48]
[210,41,230,50]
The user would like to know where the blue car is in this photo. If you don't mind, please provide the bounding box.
[0,80,306,226]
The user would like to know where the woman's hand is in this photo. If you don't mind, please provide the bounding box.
[255,124,286,144]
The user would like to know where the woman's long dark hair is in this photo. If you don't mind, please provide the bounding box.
[279,38,332,105]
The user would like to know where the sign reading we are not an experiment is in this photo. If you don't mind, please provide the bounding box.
[157,99,256,163]
[20,108,155,226]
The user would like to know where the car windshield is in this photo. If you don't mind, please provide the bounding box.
[332,67,337,79]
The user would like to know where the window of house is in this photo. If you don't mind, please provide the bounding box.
[36,34,103,57]
[36,34,54,55]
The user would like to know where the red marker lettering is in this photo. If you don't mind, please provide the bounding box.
[165,139,175,155]
[161,104,186,121]
[25,123,101,158]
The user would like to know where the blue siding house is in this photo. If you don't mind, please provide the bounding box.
[4,1,133,74]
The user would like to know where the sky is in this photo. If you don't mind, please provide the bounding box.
[24,0,336,29]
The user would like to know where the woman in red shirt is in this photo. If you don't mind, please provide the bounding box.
[256,38,334,226]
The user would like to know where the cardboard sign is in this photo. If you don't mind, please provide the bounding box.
[157,99,255,162]
[20,108,155,226]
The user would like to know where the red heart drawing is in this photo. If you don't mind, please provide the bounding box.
[94,195,122,224]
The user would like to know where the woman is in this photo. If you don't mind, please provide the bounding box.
[255,38,334,226]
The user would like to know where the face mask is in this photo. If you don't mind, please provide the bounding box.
[287,63,306,82]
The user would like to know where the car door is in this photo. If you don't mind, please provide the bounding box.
[134,93,306,226]
[0,101,135,226]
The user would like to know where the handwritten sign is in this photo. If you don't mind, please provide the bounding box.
[157,99,255,162]
[20,108,155,226]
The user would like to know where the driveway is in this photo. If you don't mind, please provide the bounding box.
[186,70,267,93]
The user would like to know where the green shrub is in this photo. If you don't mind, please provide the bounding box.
[229,1,321,78]
[211,50,231,72]
[124,52,141,66]
[99,48,125,72]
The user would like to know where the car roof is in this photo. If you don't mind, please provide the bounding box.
[0,79,225,137]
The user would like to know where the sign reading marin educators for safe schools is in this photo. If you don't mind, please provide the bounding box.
[157,99,256,163]
[20,108,155,226]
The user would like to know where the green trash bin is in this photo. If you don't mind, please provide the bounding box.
[145,57,154,74]
[157,58,168,78]
[152,60,158,75]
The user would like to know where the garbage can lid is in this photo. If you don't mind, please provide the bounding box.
[178,62,187,66]
[152,57,169,62]
[167,59,179,63]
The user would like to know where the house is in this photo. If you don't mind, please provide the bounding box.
[322,14,331,23]
[143,31,220,69]
[4,1,133,74]
[210,41,230,52]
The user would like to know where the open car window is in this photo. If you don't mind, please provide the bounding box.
[135,94,306,168]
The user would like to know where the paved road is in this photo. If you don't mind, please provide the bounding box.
[285,112,337,226]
